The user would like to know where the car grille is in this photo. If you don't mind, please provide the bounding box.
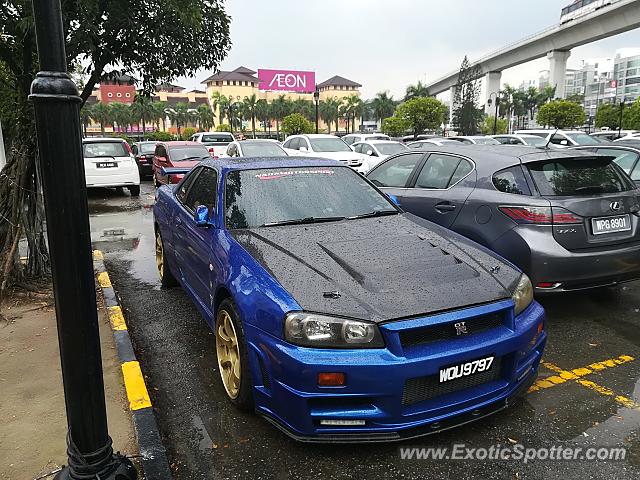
[402,357,503,405]
[399,312,504,348]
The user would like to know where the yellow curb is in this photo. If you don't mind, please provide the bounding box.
[93,250,104,260]
[107,306,127,331]
[97,271,112,288]
[121,361,152,411]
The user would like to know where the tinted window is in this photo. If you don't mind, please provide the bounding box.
[594,148,639,174]
[449,159,474,186]
[83,142,128,158]
[367,153,423,187]
[376,143,408,155]
[550,134,568,145]
[494,137,511,144]
[631,164,640,181]
[343,136,355,146]
[225,167,396,229]
[184,168,218,213]
[565,133,602,145]
[282,139,293,149]
[202,134,233,143]
[353,143,364,153]
[240,142,287,157]
[473,137,500,145]
[138,143,156,153]
[169,145,210,161]
[415,154,466,189]
[309,138,351,152]
[493,166,532,195]
[176,168,201,203]
[527,157,634,196]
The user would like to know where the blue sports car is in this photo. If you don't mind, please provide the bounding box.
[153,157,546,442]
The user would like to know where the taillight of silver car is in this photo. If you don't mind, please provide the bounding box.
[499,206,582,224]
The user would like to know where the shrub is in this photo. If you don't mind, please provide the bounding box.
[281,113,314,136]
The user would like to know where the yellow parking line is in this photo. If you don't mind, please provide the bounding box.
[97,271,111,288]
[577,379,640,410]
[93,250,104,260]
[528,355,634,393]
[107,306,127,331]
[121,361,152,411]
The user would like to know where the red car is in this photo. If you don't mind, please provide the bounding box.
[152,141,210,186]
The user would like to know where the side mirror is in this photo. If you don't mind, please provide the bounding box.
[387,194,401,207]
[194,205,210,227]
[366,150,374,156]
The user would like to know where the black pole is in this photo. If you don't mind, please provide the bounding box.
[618,101,625,139]
[29,1,136,479]
[315,101,319,134]
[493,101,499,135]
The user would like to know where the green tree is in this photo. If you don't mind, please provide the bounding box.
[566,93,585,105]
[270,95,291,140]
[0,0,231,289]
[90,102,112,135]
[281,113,314,136]
[132,92,155,138]
[151,101,168,131]
[216,123,232,132]
[211,92,229,124]
[623,99,640,130]
[109,102,133,133]
[594,103,621,129]
[168,102,191,134]
[381,116,410,137]
[404,81,430,101]
[537,100,586,129]
[181,127,197,140]
[369,91,397,125]
[319,97,341,134]
[396,97,448,138]
[480,116,508,135]
[255,99,271,135]
[80,104,93,137]
[452,56,483,135]
[196,104,215,131]
[242,94,259,138]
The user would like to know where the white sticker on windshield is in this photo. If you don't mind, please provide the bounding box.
[255,169,335,180]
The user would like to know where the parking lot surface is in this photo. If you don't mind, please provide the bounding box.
[88,183,640,479]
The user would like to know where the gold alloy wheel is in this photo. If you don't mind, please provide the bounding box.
[155,232,164,279]
[216,309,241,399]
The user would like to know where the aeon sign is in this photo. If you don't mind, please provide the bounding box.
[258,69,315,93]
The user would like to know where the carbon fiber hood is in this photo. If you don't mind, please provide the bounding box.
[232,213,520,322]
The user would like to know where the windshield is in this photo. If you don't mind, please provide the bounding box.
[375,143,409,155]
[366,135,390,141]
[138,143,156,154]
[521,136,547,147]
[83,142,128,158]
[202,134,233,143]
[527,157,634,196]
[225,167,396,229]
[309,138,352,152]
[474,137,500,145]
[241,143,287,157]
[565,133,602,145]
[169,146,210,161]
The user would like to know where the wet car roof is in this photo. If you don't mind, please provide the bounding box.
[201,156,342,172]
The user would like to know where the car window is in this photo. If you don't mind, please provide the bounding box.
[168,145,210,161]
[131,145,138,154]
[139,143,156,154]
[184,168,218,213]
[353,143,363,153]
[565,132,602,145]
[550,134,569,145]
[289,138,300,150]
[202,134,233,143]
[298,138,310,150]
[509,137,525,145]
[343,136,354,146]
[83,142,128,158]
[282,139,292,149]
[376,143,408,155]
[631,164,640,181]
[527,157,634,196]
[308,137,351,152]
[241,142,287,157]
[415,154,471,189]
[176,167,202,204]
[367,153,423,188]
[492,166,532,195]
[594,148,639,174]
[494,137,509,144]
[155,145,167,157]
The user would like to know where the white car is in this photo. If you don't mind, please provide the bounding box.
[491,134,550,147]
[190,131,236,157]
[448,136,501,145]
[224,139,288,157]
[82,137,140,196]
[592,130,640,141]
[407,139,461,148]
[352,140,409,174]
[342,133,390,147]
[514,129,603,147]
[282,134,366,168]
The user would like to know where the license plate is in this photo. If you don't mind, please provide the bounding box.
[439,356,494,383]
[96,162,117,168]
[591,214,631,235]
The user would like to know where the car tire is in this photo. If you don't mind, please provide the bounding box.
[128,185,140,197]
[155,229,177,288]
[215,298,253,411]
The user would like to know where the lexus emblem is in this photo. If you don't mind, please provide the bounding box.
[454,322,468,336]
[610,201,622,212]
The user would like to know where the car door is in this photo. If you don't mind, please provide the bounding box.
[175,167,219,314]
[366,152,425,201]
[397,153,476,228]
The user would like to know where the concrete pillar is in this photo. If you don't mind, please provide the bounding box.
[484,71,502,116]
[449,85,456,127]
[547,50,571,99]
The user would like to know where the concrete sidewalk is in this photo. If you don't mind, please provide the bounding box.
[0,289,138,480]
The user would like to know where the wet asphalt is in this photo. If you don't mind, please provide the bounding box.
[88,182,640,480]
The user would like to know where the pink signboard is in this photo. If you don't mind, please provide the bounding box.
[258,69,315,93]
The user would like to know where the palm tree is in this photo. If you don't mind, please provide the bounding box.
[168,102,190,135]
[270,95,290,140]
[319,97,340,134]
[150,101,167,131]
[109,102,133,134]
[91,102,112,135]
[369,91,396,125]
[196,104,215,131]
[255,99,271,135]
[338,102,351,134]
[212,92,230,125]
[404,81,430,101]
[343,95,363,132]
[80,103,93,137]
[291,98,314,122]
[242,94,259,138]
[132,92,154,139]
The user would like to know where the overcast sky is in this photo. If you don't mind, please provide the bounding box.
[178,0,640,101]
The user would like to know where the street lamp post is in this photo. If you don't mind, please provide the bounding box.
[314,85,320,134]
[29,1,136,479]
[487,92,500,135]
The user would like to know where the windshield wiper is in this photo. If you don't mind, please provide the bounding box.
[261,216,346,227]
[177,156,209,162]
[347,210,398,220]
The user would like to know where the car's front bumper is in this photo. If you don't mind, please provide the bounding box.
[246,299,546,442]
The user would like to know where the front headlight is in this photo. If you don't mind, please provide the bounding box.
[284,312,384,348]
[512,274,534,316]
